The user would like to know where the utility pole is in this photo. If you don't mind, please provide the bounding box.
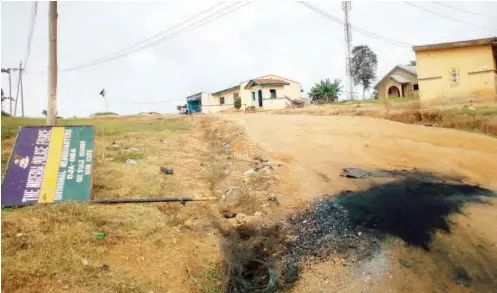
[342,1,353,100]
[20,61,24,117]
[47,1,58,125]
[1,68,19,115]
[14,63,22,117]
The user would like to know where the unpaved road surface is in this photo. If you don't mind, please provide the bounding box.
[228,114,497,293]
[230,114,497,191]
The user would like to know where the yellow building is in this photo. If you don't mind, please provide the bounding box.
[413,37,497,104]
[186,74,301,113]
[374,65,418,99]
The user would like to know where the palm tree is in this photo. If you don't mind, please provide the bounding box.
[309,78,343,103]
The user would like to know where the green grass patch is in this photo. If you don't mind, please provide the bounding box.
[1,116,191,140]
[113,151,146,162]
[190,267,223,293]
[447,106,497,116]
[91,112,119,116]
[361,97,413,104]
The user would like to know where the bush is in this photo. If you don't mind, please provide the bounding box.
[234,98,242,109]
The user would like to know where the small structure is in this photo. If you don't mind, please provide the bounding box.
[413,37,497,104]
[374,65,418,99]
[184,74,302,113]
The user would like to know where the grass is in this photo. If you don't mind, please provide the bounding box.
[1,115,190,140]
[113,151,146,162]
[190,267,223,293]
[1,114,279,293]
[447,106,497,116]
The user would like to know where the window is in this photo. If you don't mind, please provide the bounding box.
[413,84,419,91]
[252,92,256,101]
[270,89,277,99]
[233,92,239,99]
[220,97,225,105]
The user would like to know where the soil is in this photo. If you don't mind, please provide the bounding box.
[225,113,497,293]
[2,114,497,293]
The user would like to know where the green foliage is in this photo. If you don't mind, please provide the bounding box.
[308,78,343,103]
[1,111,11,117]
[91,112,119,116]
[409,60,416,66]
[351,45,378,99]
[234,97,242,109]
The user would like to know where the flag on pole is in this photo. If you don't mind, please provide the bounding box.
[99,89,105,98]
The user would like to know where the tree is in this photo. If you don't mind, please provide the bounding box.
[42,109,48,116]
[350,45,378,99]
[308,78,342,103]
[234,97,242,109]
[408,60,416,66]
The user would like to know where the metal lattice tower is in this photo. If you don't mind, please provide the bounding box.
[342,1,353,100]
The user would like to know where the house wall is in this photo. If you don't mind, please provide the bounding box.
[415,44,497,104]
[210,87,241,111]
[201,92,221,114]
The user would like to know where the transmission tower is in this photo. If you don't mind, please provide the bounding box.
[342,1,353,100]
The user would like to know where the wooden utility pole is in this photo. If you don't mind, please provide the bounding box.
[47,1,58,125]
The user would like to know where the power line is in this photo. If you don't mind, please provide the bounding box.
[60,2,226,72]
[403,2,497,32]
[299,2,412,48]
[61,2,249,72]
[24,1,38,70]
[431,2,497,19]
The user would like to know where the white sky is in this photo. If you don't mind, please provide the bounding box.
[1,1,497,117]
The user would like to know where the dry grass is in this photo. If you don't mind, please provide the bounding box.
[273,102,497,136]
[1,114,283,293]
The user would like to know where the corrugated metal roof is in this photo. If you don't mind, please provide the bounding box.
[390,74,411,84]
[212,85,240,96]
[397,65,417,75]
[374,65,417,89]
[244,78,290,89]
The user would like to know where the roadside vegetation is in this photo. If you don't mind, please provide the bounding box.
[1,114,286,293]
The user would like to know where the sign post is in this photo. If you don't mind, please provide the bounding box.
[1,126,95,207]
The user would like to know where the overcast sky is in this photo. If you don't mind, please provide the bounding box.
[2,1,496,117]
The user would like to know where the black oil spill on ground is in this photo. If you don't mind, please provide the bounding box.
[221,171,495,293]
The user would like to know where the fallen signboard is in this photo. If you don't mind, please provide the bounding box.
[1,126,95,207]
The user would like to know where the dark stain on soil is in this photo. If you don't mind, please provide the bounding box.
[221,170,495,292]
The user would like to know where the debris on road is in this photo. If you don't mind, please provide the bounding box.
[243,169,257,176]
[125,159,137,165]
[223,212,237,219]
[101,264,110,272]
[341,168,392,178]
[93,232,105,239]
[268,196,279,203]
[160,167,174,175]
[119,147,138,154]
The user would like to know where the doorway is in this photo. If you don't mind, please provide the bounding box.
[388,86,400,98]
[258,90,263,107]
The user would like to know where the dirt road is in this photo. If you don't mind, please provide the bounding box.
[230,114,497,191]
[228,113,497,293]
